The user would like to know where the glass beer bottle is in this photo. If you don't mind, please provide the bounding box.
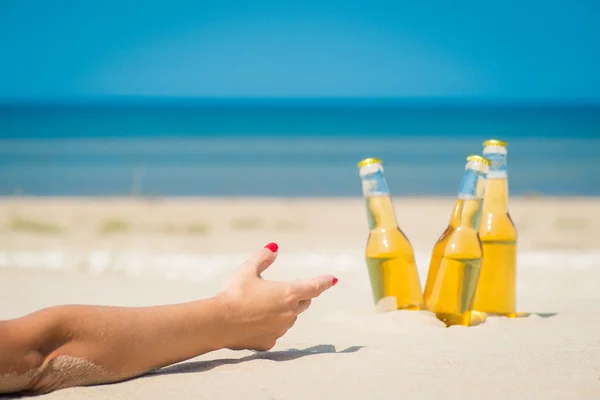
[358,157,424,313]
[424,155,490,326]
[473,139,518,317]
[423,197,461,305]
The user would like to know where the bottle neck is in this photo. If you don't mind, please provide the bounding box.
[457,167,486,201]
[483,149,509,212]
[448,200,462,227]
[366,196,398,229]
[456,166,486,229]
[484,178,509,212]
[360,167,398,229]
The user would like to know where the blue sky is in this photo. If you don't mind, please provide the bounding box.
[0,0,599,101]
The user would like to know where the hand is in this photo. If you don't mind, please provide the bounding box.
[216,242,338,352]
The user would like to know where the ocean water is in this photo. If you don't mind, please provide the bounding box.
[1,99,599,196]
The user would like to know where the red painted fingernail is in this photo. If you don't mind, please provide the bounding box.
[332,277,338,286]
[264,242,279,253]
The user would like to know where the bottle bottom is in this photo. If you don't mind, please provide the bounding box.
[374,296,422,313]
[366,256,424,312]
[473,240,517,314]
[435,310,488,327]
[478,311,519,318]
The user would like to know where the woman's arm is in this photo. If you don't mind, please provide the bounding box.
[0,298,229,393]
[0,242,337,395]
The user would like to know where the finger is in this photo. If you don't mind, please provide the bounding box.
[243,242,279,276]
[297,299,311,315]
[290,275,338,300]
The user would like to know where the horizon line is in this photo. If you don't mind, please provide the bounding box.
[1,95,600,108]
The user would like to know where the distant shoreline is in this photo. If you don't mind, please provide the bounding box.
[2,95,600,109]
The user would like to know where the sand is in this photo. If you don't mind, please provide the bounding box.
[1,197,599,399]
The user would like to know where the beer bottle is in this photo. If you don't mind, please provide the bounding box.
[424,155,490,326]
[473,139,518,317]
[423,197,461,306]
[358,157,424,313]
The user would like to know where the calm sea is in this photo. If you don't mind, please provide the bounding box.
[0,99,599,196]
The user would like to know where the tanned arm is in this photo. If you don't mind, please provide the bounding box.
[0,243,337,395]
[0,298,228,393]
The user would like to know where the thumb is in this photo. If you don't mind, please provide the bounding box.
[244,242,279,276]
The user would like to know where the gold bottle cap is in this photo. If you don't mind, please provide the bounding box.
[483,139,507,147]
[466,154,491,165]
[357,157,382,168]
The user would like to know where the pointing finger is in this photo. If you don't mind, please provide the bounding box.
[290,275,338,301]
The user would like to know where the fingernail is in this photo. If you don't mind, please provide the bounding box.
[264,242,279,253]
[332,277,338,286]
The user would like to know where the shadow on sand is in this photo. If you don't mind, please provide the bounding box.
[150,344,364,376]
[514,312,559,319]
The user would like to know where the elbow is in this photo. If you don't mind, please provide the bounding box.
[26,353,121,395]
[0,329,45,394]
[0,353,73,396]
[0,310,65,395]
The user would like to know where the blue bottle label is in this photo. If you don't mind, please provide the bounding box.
[485,152,507,178]
[458,169,478,198]
[361,170,390,197]
[458,168,487,199]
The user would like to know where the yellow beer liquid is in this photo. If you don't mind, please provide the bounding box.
[424,198,484,326]
[365,196,424,312]
[473,177,518,316]
[423,202,460,306]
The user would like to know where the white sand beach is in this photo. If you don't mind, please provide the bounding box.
[1,197,599,399]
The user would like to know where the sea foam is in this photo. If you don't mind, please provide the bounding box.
[1,249,598,285]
